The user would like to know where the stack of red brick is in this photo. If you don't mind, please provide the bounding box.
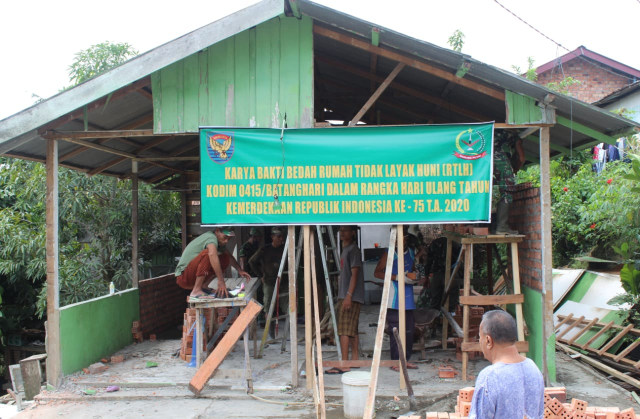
[442,224,490,236]
[403,386,639,419]
[453,305,484,360]
[179,308,211,361]
[131,321,143,343]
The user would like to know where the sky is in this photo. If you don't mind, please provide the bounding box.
[1,0,639,121]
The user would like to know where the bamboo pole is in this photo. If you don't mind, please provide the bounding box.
[304,226,312,389]
[310,231,326,418]
[287,226,298,387]
[364,227,398,419]
[397,224,406,389]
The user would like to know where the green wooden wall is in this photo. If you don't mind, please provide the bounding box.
[60,289,139,375]
[505,90,543,124]
[522,285,556,380]
[152,15,313,133]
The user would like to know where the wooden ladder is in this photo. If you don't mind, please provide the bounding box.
[442,231,529,380]
[556,314,640,369]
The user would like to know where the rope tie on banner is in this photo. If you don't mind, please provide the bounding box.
[273,113,287,209]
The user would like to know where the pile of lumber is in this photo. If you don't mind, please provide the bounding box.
[397,386,638,419]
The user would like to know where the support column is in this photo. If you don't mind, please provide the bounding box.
[131,161,139,287]
[539,127,555,383]
[288,226,298,387]
[45,139,61,386]
[397,225,406,389]
[304,226,312,389]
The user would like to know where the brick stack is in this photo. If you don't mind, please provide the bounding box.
[511,183,542,292]
[453,305,484,360]
[131,321,143,343]
[179,308,211,361]
[409,386,638,419]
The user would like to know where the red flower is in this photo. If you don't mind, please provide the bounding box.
[607,178,612,184]
[590,223,596,229]
[563,187,568,192]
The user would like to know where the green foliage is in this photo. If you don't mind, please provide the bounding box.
[546,76,581,95]
[512,57,538,82]
[447,30,465,52]
[611,107,637,120]
[68,41,138,86]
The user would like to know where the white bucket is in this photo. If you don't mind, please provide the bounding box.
[341,371,372,419]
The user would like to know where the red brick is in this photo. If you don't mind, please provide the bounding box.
[111,355,125,363]
[459,387,474,402]
[88,362,108,374]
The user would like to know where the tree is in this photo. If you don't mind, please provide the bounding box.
[68,41,138,86]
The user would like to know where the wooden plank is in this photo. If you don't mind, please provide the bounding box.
[567,317,599,346]
[287,226,298,387]
[441,238,453,350]
[189,299,262,395]
[234,29,251,127]
[364,227,397,419]
[556,316,585,341]
[304,226,312,390]
[459,294,524,306]
[510,243,525,347]
[557,342,640,390]
[397,224,406,389]
[313,26,505,102]
[443,231,524,244]
[580,320,614,350]
[556,115,617,145]
[323,360,399,368]
[554,313,574,332]
[298,16,314,128]
[462,243,472,380]
[280,17,301,127]
[349,63,405,126]
[309,231,326,419]
[615,338,640,363]
[598,324,633,356]
[462,341,529,352]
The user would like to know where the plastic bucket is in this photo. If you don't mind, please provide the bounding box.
[341,371,372,418]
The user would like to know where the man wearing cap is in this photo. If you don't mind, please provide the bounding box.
[239,227,262,277]
[249,227,286,336]
[175,228,251,299]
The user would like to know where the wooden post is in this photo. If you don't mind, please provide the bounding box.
[180,177,188,250]
[487,244,493,295]
[243,326,253,394]
[364,227,397,419]
[131,160,139,287]
[461,243,472,380]
[442,238,453,349]
[397,224,406,389]
[45,139,62,387]
[310,231,326,419]
[540,126,554,384]
[287,225,298,387]
[303,226,312,389]
[349,62,405,126]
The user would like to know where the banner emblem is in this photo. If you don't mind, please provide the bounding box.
[454,128,487,160]
[206,132,234,164]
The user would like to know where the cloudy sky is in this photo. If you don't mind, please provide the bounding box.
[1,0,639,120]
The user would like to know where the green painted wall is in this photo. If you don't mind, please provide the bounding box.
[522,285,556,380]
[60,289,139,375]
[152,15,314,133]
[505,91,543,124]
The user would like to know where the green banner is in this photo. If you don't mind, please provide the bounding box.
[200,123,494,225]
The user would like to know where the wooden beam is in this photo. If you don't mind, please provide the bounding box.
[459,294,524,306]
[304,226,312,390]
[45,129,154,140]
[316,55,489,121]
[58,113,154,162]
[349,63,405,126]
[494,123,553,128]
[364,227,397,419]
[397,224,406,390]
[556,116,617,144]
[288,225,298,387]
[45,139,61,387]
[309,231,326,418]
[131,161,139,288]
[188,299,262,395]
[88,135,174,176]
[314,26,505,102]
[524,134,571,155]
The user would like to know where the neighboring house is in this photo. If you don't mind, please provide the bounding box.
[535,46,640,104]
[593,81,640,125]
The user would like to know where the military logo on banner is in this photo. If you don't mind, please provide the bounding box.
[206,132,234,164]
[454,128,487,160]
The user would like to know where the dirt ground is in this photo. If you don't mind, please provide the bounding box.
[8,305,638,418]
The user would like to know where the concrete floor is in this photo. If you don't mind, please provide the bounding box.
[14,304,638,418]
